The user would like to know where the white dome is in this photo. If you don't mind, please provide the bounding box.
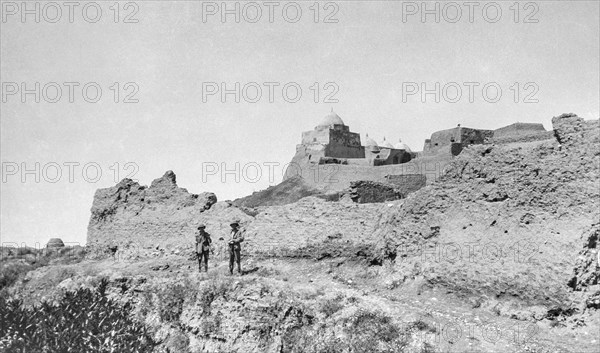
[379,137,394,149]
[318,109,345,127]
[364,134,378,147]
[394,139,411,152]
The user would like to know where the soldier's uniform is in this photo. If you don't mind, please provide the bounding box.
[228,220,244,275]
[195,225,212,272]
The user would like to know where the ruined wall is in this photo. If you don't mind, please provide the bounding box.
[426,127,503,155]
[489,122,552,144]
[493,122,546,138]
[459,127,494,145]
[86,170,388,258]
[242,197,385,255]
[384,174,427,196]
[552,113,590,147]
[490,130,554,144]
[344,180,402,204]
[86,171,222,252]
[424,127,494,155]
[425,123,553,155]
[285,159,444,192]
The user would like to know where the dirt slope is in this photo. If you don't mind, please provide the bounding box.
[232,176,328,208]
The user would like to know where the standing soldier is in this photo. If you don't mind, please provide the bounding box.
[195,224,213,272]
[228,220,244,275]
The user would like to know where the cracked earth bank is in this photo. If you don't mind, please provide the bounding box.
[3,113,599,353]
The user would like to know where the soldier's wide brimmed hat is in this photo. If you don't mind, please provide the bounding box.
[197,224,206,229]
[230,220,240,226]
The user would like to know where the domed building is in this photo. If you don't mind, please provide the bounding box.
[365,137,408,164]
[317,109,345,129]
[379,137,395,149]
[46,238,65,249]
[364,134,378,147]
[300,109,365,160]
[294,110,414,167]
[393,139,411,152]
[364,134,381,155]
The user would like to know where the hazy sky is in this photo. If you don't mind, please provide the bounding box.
[1,0,599,246]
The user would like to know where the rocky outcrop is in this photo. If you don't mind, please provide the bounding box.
[86,171,217,254]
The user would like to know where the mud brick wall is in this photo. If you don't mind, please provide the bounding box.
[86,171,220,252]
[242,197,385,255]
[289,162,448,192]
[384,174,427,196]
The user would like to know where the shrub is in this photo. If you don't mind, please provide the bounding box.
[157,282,191,323]
[0,278,154,352]
[197,275,231,314]
[320,295,345,317]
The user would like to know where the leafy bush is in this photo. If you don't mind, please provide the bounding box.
[156,281,192,323]
[0,278,154,352]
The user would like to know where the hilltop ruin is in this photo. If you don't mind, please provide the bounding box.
[87,113,597,261]
[283,111,555,195]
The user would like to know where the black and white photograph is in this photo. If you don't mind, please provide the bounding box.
[1,1,599,352]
